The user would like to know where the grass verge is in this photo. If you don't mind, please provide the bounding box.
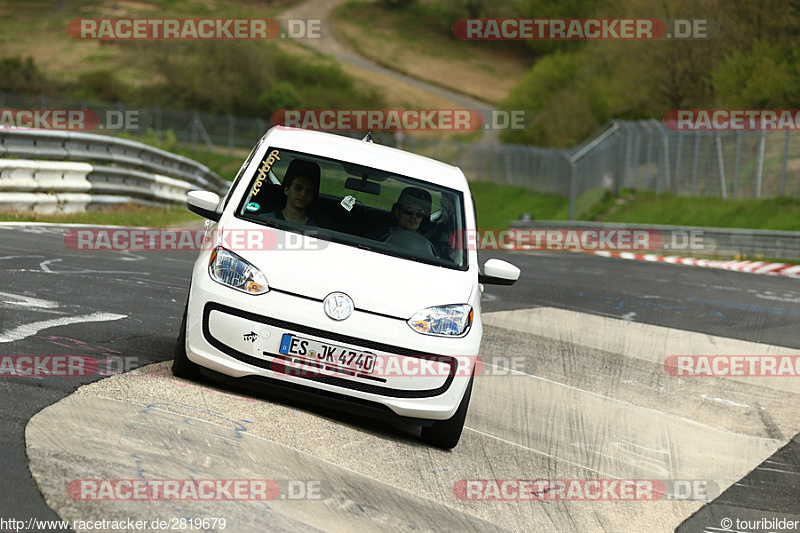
[592,191,800,231]
[0,204,203,227]
[471,184,800,231]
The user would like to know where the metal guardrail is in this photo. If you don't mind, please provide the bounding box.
[0,128,228,212]
[509,220,800,261]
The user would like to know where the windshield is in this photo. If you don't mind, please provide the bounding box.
[235,147,467,269]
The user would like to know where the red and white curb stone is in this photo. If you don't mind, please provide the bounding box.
[592,251,800,278]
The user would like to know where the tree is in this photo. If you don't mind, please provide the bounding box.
[380,0,415,8]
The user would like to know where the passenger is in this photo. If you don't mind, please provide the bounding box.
[264,159,320,226]
[425,194,457,261]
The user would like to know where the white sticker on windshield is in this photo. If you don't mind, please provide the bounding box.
[341,195,356,211]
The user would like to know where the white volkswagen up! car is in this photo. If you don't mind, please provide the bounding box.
[173,126,519,448]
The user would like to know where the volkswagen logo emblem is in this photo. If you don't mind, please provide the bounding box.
[323,292,354,321]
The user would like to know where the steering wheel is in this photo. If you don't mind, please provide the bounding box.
[383,230,436,258]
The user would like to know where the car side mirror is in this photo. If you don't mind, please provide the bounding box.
[187,190,221,222]
[479,258,520,285]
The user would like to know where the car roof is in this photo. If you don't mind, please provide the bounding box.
[261,126,469,191]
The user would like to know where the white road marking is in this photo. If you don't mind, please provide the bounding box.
[0,255,44,261]
[755,291,800,303]
[0,292,59,309]
[622,379,665,392]
[39,259,61,272]
[38,258,149,275]
[116,251,147,262]
[701,394,763,409]
[0,312,127,343]
[756,467,800,475]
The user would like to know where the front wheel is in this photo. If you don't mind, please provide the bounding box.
[421,377,473,449]
[171,302,204,381]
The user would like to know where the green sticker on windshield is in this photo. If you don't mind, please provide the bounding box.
[245,202,260,212]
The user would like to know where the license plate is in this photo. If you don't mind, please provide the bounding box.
[279,334,376,375]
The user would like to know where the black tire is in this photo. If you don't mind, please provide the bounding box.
[171,302,204,381]
[421,376,473,449]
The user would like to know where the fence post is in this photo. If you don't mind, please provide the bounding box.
[504,146,513,184]
[754,131,766,198]
[653,120,671,193]
[568,154,577,221]
[490,144,498,183]
[690,134,700,196]
[190,111,199,150]
[227,114,235,156]
[632,125,642,188]
[716,133,727,200]
[614,120,628,196]
[781,130,789,196]
[622,122,630,193]
[673,134,683,194]
[643,121,654,188]
[733,132,741,198]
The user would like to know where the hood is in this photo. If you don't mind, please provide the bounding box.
[214,220,475,320]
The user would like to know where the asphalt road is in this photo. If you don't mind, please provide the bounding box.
[479,249,800,349]
[1,224,798,532]
[0,224,192,531]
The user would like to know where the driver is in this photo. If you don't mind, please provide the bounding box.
[263,159,320,226]
[385,187,432,236]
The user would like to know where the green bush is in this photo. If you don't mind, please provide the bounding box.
[73,70,130,102]
[0,37,385,119]
[711,41,799,108]
[500,51,609,146]
[258,82,302,114]
[0,56,50,94]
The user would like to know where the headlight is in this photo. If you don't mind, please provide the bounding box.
[208,247,268,295]
[407,305,473,336]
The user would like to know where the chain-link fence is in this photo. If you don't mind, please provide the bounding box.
[614,120,800,200]
[409,119,800,218]
[0,92,397,153]
[3,92,799,218]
